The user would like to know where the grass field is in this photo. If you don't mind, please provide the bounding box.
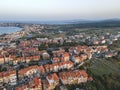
[89,59,120,76]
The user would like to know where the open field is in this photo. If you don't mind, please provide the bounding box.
[89,59,120,76]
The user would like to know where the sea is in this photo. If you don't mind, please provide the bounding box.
[0,27,22,35]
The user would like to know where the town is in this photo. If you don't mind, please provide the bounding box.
[0,23,120,90]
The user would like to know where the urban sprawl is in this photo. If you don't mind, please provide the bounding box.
[0,24,120,90]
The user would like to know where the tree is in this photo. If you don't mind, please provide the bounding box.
[1,51,8,64]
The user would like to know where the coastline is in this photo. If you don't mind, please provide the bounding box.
[0,26,23,35]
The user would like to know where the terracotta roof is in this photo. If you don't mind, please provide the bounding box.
[34,77,41,86]
[44,61,73,71]
[88,77,93,81]
[38,65,45,72]
[3,72,9,77]
[19,65,38,75]
[80,70,88,78]
[47,73,59,81]
[59,70,88,81]
[0,72,3,77]
[15,87,24,90]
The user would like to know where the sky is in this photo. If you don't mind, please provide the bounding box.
[0,0,120,21]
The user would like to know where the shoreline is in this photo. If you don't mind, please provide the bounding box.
[0,26,23,35]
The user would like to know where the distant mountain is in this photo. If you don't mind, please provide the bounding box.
[0,18,120,25]
[70,18,120,28]
[72,18,120,24]
[44,18,120,24]
[102,18,120,22]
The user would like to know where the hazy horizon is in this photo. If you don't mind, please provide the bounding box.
[0,0,120,21]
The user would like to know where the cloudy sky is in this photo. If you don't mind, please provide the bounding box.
[0,0,120,21]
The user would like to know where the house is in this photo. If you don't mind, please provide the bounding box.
[0,70,17,86]
[45,73,59,90]
[38,65,45,75]
[9,55,16,61]
[43,80,50,90]
[15,84,28,90]
[32,55,40,61]
[44,64,50,73]
[51,48,65,54]
[96,46,108,54]
[13,57,22,65]
[25,56,33,63]
[69,46,89,55]
[86,52,92,60]
[71,54,87,64]
[100,39,106,44]
[105,52,115,58]
[51,57,61,63]
[15,77,42,90]
[71,56,80,64]
[61,52,70,61]
[0,56,4,64]
[28,77,42,90]
[59,70,88,85]
[3,72,10,85]
[92,40,99,45]
[9,70,17,86]
[0,72,3,87]
[18,65,38,79]
[80,54,87,60]
[52,51,69,62]
[44,61,73,73]
[78,70,88,83]
[40,51,50,60]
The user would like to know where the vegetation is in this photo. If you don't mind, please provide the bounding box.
[60,58,120,90]
[29,61,39,66]
[109,38,120,51]
[38,42,80,51]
